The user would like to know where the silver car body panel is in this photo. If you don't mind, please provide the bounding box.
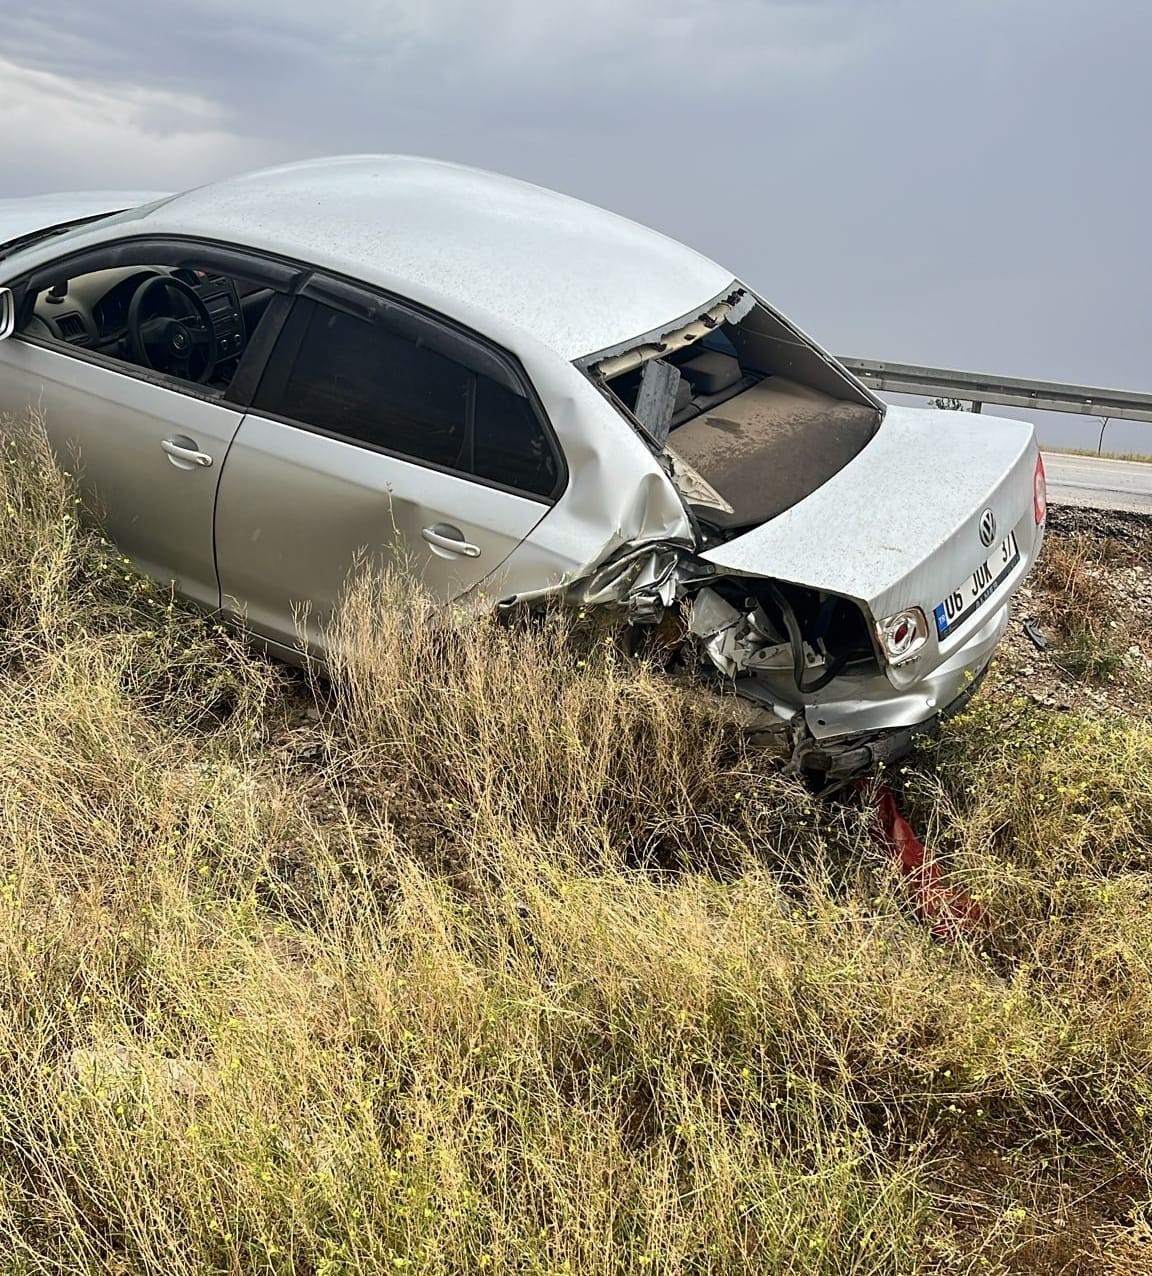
[1,158,734,366]
[0,338,241,610]
[215,413,555,650]
[456,352,697,605]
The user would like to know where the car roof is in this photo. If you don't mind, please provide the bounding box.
[135,155,735,361]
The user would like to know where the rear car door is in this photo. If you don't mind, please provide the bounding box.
[214,278,564,651]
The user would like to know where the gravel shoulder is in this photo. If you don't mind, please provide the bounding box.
[988,504,1152,718]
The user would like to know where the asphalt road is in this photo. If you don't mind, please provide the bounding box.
[1042,452,1152,514]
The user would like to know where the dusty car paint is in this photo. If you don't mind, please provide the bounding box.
[0,157,1044,776]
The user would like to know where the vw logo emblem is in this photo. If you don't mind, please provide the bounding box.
[978,508,997,548]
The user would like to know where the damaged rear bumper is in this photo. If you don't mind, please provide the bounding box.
[788,661,988,777]
[758,599,1009,777]
[500,532,1017,782]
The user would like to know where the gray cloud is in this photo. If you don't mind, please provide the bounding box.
[0,0,1149,446]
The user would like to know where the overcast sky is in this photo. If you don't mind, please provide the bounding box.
[1,0,1148,447]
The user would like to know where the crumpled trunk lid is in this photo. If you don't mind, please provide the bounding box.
[699,404,1041,626]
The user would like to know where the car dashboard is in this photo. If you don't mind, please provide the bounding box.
[27,266,256,390]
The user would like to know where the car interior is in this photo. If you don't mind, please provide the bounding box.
[22,265,276,394]
[597,313,880,534]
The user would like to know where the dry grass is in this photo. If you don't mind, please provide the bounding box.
[1,413,1151,1273]
[1028,535,1129,681]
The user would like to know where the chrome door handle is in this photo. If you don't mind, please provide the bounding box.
[161,437,213,467]
[421,525,482,558]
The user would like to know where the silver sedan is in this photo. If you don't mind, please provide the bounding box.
[0,156,1045,777]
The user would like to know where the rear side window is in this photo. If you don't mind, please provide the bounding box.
[473,375,558,497]
[253,296,561,498]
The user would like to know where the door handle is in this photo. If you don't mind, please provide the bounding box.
[161,437,213,467]
[421,525,482,558]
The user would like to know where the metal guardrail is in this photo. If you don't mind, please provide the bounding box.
[837,357,1152,424]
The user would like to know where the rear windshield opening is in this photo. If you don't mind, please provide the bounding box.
[592,296,882,536]
[604,329,757,431]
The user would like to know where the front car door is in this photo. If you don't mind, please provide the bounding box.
[0,239,293,610]
[214,278,566,652]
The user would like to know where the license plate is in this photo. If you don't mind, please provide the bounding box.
[934,531,1020,639]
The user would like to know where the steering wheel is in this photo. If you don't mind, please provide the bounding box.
[127,274,218,383]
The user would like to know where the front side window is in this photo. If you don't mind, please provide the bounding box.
[18,252,280,397]
[254,296,561,499]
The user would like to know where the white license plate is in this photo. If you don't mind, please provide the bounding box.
[934,531,1020,639]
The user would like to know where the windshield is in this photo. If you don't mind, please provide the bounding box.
[0,193,174,265]
[0,216,113,264]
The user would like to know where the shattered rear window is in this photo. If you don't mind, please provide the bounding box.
[585,292,882,533]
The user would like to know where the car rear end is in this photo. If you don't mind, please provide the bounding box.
[694,404,1047,775]
[576,285,1045,777]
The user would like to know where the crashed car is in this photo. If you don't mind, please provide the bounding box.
[0,156,1045,777]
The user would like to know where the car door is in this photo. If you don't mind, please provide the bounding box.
[0,240,291,611]
[214,280,565,652]
[0,343,241,609]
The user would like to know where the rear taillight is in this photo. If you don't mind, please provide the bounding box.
[1034,453,1047,524]
[875,607,929,665]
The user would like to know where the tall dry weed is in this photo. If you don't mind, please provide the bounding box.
[320,569,822,876]
[0,412,1149,1271]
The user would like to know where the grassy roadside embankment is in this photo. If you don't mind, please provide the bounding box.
[0,416,1150,1274]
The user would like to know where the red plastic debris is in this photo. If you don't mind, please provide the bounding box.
[871,784,984,939]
